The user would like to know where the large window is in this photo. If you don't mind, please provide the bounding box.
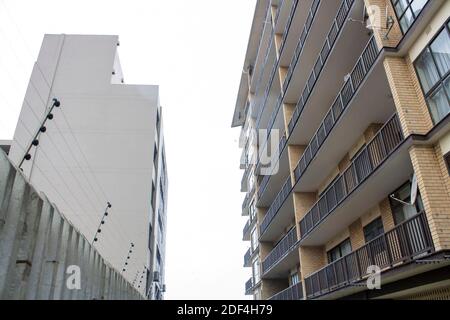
[290,272,299,286]
[389,180,424,224]
[327,239,352,263]
[414,23,450,124]
[363,217,384,242]
[252,259,261,284]
[391,0,428,33]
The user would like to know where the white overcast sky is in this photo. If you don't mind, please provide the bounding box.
[0,0,256,299]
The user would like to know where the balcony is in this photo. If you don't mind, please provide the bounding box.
[293,36,383,188]
[285,0,371,147]
[262,227,299,278]
[269,282,304,300]
[256,132,290,207]
[244,248,252,268]
[299,114,413,245]
[259,176,294,241]
[304,212,434,299]
[245,277,254,295]
[243,216,255,241]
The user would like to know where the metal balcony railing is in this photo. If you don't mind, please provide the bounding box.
[257,0,359,199]
[304,212,434,298]
[269,282,304,300]
[299,114,405,238]
[244,248,252,267]
[257,131,287,199]
[260,176,293,236]
[245,277,254,295]
[287,0,357,135]
[262,227,298,274]
[293,35,380,183]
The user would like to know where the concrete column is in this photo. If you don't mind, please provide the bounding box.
[410,145,450,251]
[25,197,53,300]
[0,170,29,299]
[287,145,306,185]
[384,56,433,136]
[349,219,365,250]
[282,103,295,134]
[36,211,63,299]
[51,218,71,299]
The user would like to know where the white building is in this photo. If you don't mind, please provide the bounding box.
[8,34,168,300]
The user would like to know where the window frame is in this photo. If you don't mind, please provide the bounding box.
[327,238,352,263]
[413,20,450,125]
[444,151,450,176]
[391,0,429,34]
[363,217,384,243]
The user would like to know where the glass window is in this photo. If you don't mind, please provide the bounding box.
[390,180,424,224]
[415,24,450,124]
[392,0,428,33]
[251,227,258,252]
[428,84,450,123]
[363,217,384,242]
[290,273,299,286]
[327,239,352,263]
[430,28,450,76]
[252,259,260,284]
[445,152,450,176]
[416,48,440,92]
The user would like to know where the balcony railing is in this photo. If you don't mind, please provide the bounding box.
[260,176,293,236]
[256,0,319,159]
[257,0,359,197]
[256,0,300,130]
[299,114,405,238]
[244,248,252,267]
[283,0,321,94]
[243,216,256,239]
[304,212,434,298]
[245,277,254,295]
[293,35,380,183]
[269,282,304,300]
[287,0,357,135]
[257,131,287,199]
[262,226,298,274]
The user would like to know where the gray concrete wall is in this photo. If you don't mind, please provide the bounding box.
[0,149,142,300]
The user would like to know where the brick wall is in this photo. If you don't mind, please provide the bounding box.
[384,56,433,136]
[410,145,450,251]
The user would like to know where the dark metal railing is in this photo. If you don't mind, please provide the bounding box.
[299,114,404,238]
[287,0,357,135]
[244,248,252,267]
[257,131,287,199]
[269,282,304,300]
[293,35,380,183]
[255,0,299,129]
[257,0,358,200]
[245,277,254,295]
[304,212,434,298]
[260,176,293,236]
[262,227,298,274]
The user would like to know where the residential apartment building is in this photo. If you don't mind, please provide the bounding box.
[233,0,450,300]
[8,34,168,300]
